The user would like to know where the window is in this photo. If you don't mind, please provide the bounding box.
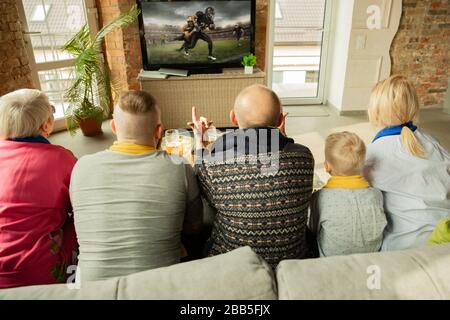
[19,0,98,131]
[38,67,77,119]
[275,2,283,19]
[30,4,51,22]
[269,0,331,104]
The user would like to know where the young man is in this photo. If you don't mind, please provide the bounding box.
[70,91,203,282]
[189,85,315,268]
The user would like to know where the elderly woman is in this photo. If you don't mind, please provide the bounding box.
[0,89,78,288]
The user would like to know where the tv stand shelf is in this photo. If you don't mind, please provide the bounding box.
[138,68,266,129]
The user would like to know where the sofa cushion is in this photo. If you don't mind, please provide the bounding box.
[116,246,277,300]
[0,246,277,300]
[276,243,450,300]
[0,277,119,300]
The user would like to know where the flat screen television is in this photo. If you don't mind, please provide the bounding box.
[137,0,256,73]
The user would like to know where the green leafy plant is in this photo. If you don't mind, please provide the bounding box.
[61,4,141,135]
[242,53,257,67]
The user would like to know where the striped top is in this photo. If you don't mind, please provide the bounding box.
[197,128,315,267]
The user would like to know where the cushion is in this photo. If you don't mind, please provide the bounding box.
[0,277,119,300]
[117,246,277,300]
[0,246,277,300]
[276,243,450,300]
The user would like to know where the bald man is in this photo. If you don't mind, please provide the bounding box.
[231,84,284,129]
[191,85,316,267]
[70,91,203,282]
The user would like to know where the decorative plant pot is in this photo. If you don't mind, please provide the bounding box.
[244,66,254,75]
[78,117,103,137]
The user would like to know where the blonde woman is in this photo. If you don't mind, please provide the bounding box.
[0,89,77,288]
[364,75,450,251]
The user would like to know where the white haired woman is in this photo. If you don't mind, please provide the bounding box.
[0,89,78,288]
[364,75,450,251]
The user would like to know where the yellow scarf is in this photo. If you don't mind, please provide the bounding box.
[323,175,370,189]
[109,141,156,155]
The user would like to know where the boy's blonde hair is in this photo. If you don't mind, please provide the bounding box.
[325,131,366,176]
[368,75,426,158]
[0,89,53,139]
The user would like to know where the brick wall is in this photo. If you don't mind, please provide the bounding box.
[0,0,34,96]
[96,0,142,95]
[96,0,269,92]
[390,0,450,107]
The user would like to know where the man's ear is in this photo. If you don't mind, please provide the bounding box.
[230,110,239,127]
[155,123,163,140]
[110,119,117,134]
[324,161,332,174]
[277,113,284,127]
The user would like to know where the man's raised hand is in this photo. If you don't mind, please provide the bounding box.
[187,106,213,149]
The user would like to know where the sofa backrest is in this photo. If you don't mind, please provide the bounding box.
[276,243,450,300]
[3,244,449,300]
[0,246,277,300]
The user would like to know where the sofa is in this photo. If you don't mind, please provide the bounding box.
[1,244,449,300]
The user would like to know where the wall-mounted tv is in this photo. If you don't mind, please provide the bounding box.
[137,0,256,73]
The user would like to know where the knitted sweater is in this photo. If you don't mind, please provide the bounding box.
[197,128,315,267]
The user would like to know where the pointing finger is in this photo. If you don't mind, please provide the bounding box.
[191,106,197,124]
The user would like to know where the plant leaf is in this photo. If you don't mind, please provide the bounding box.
[93,4,141,49]
[60,4,140,135]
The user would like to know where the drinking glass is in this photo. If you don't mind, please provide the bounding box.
[164,129,180,154]
[205,127,220,149]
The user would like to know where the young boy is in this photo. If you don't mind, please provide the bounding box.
[309,131,387,257]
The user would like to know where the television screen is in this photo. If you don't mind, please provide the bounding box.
[137,0,255,70]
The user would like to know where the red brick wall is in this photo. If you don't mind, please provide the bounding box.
[390,0,450,106]
[96,0,142,95]
[96,0,269,93]
[0,0,34,96]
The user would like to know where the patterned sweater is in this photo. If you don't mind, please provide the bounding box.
[196,128,315,267]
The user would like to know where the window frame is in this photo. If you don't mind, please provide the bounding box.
[16,0,99,132]
[266,0,333,106]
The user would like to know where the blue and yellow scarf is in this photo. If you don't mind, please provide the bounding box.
[372,122,417,143]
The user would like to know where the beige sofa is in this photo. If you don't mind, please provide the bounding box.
[1,244,449,300]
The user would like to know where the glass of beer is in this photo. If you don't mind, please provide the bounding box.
[164,129,182,155]
[204,127,219,149]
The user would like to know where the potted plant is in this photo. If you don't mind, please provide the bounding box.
[61,5,140,136]
[242,53,257,75]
